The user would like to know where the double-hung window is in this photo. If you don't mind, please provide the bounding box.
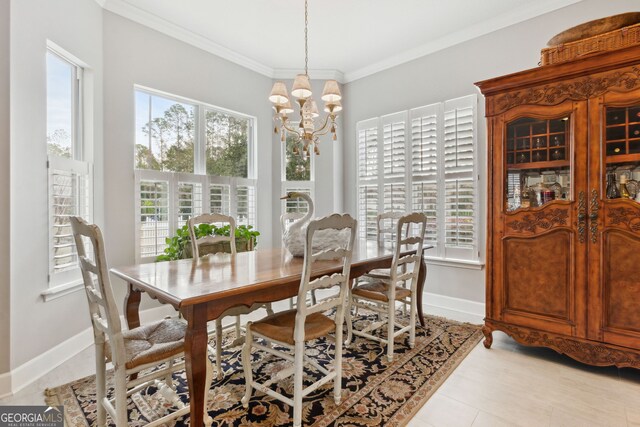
[356,94,479,264]
[134,88,256,262]
[46,47,92,288]
[280,132,314,224]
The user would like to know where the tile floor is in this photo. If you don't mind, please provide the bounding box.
[2,307,639,426]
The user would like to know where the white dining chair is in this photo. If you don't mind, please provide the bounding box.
[70,216,213,427]
[188,213,273,379]
[281,211,317,308]
[241,213,357,427]
[346,212,427,362]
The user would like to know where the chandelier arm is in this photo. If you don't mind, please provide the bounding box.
[281,121,302,135]
[310,114,332,136]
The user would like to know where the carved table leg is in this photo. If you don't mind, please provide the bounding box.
[482,325,493,349]
[124,283,141,330]
[417,257,427,327]
[183,304,209,426]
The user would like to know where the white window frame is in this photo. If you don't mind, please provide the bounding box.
[280,130,315,217]
[133,87,257,263]
[45,43,94,295]
[356,94,480,266]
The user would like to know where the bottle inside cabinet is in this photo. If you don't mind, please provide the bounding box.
[603,103,640,203]
[506,168,571,212]
[605,164,640,200]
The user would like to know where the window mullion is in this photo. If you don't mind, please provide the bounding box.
[194,106,205,175]
[403,111,411,212]
[376,119,384,216]
[436,102,446,259]
[74,66,83,162]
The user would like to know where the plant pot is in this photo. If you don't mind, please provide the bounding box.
[182,237,255,259]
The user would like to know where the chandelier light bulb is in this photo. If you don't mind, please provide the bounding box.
[309,99,320,118]
[324,99,342,113]
[280,99,294,115]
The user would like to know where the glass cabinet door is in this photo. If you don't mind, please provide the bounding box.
[603,104,640,201]
[505,116,571,212]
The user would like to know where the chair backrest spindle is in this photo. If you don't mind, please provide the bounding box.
[188,213,237,258]
[70,216,123,345]
[389,213,428,288]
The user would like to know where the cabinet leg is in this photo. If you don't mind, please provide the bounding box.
[482,325,493,349]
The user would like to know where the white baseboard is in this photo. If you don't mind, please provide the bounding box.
[423,292,485,324]
[3,304,176,397]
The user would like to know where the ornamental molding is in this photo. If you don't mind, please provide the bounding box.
[494,66,640,114]
[608,206,640,232]
[506,209,569,233]
[492,323,640,368]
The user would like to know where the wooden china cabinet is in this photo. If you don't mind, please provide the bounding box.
[476,43,640,368]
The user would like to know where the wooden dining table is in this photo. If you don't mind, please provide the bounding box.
[110,240,430,426]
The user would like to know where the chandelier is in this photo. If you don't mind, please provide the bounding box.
[269,0,342,157]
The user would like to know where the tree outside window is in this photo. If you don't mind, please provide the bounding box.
[284,133,311,181]
[205,110,248,178]
[135,94,195,173]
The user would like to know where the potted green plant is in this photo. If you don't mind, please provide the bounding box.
[156,224,260,262]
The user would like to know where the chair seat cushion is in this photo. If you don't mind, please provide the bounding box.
[105,318,186,369]
[352,280,411,302]
[250,309,335,345]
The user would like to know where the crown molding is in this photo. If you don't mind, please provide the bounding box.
[99,0,274,78]
[97,0,581,84]
[343,0,583,83]
[272,69,345,84]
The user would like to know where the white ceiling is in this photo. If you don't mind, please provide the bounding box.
[99,0,582,82]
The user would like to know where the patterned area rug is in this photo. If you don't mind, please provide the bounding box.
[45,314,481,426]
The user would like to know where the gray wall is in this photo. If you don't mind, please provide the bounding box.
[102,11,276,310]
[342,0,640,304]
[9,0,103,368]
[5,0,639,378]
[0,0,11,375]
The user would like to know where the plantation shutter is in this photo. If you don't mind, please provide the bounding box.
[381,112,408,217]
[356,94,479,264]
[176,181,203,229]
[358,184,378,240]
[358,122,378,181]
[357,118,380,241]
[137,178,170,259]
[236,184,256,227]
[383,183,405,212]
[282,188,311,214]
[382,116,406,179]
[209,184,230,215]
[443,95,478,260]
[410,104,440,248]
[48,156,92,284]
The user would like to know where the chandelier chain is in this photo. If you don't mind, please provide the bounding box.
[304,0,308,76]
[268,0,340,157]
